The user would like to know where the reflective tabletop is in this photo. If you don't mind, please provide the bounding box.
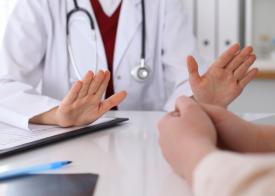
[1,111,274,196]
[0,111,193,196]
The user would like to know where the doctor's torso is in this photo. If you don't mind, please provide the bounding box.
[0,0,197,111]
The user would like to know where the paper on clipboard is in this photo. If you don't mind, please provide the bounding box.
[0,117,114,151]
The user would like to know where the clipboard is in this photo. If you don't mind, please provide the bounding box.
[0,174,99,196]
[0,117,128,158]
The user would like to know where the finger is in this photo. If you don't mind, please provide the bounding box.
[63,81,83,105]
[88,70,105,95]
[170,110,181,117]
[78,71,94,98]
[158,115,170,134]
[212,43,240,68]
[239,68,258,89]
[187,56,201,82]
[175,96,197,115]
[234,54,256,80]
[226,46,253,72]
[95,71,111,99]
[99,91,127,114]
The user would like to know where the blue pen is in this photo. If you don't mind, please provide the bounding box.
[0,160,72,181]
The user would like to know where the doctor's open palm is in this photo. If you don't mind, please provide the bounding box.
[188,44,258,107]
[30,71,127,127]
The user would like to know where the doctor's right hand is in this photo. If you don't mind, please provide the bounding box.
[30,70,127,127]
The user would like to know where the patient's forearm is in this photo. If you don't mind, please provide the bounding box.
[225,122,275,153]
[176,139,217,184]
[256,125,275,152]
[202,104,275,153]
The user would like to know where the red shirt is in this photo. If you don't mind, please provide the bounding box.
[91,0,122,103]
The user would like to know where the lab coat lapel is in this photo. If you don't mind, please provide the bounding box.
[67,0,108,71]
[113,0,142,73]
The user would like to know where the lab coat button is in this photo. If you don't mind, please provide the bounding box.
[117,76,121,80]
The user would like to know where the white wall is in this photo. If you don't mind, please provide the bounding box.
[230,80,275,113]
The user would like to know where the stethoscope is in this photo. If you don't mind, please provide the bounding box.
[67,0,151,82]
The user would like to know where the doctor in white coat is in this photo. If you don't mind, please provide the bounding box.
[0,0,258,130]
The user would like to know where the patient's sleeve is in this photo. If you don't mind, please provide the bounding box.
[193,151,275,196]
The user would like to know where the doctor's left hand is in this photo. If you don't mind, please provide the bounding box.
[30,70,127,127]
[187,43,258,107]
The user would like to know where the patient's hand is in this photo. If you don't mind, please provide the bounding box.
[30,70,127,127]
[188,43,258,107]
[202,104,275,153]
[158,96,217,184]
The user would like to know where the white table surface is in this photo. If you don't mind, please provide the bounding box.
[0,111,193,196]
[1,111,274,196]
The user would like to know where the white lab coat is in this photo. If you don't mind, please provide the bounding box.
[0,0,206,130]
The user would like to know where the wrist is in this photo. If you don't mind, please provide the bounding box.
[30,107,59,126]
[192,96,228,108]
[179,139,217,184]
[48,107,59,125]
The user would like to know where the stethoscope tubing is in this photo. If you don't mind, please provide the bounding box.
[141,0,146,61]
[66,0,149,81]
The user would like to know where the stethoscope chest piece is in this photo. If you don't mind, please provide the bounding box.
[131,59,151,82]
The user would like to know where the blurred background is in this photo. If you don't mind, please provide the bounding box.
[181,0,275,113]
[0,0,274,113]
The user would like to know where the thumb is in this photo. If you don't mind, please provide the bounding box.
[99,91,127,114]
[187,56,201,82]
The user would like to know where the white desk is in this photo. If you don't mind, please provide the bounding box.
[1,111,274,196]
[0,111,193,196]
